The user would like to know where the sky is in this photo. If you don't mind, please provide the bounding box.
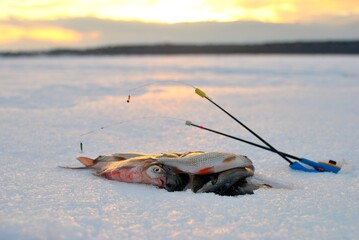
[1,0,359,51]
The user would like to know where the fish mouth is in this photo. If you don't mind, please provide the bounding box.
[159,178,166,186]
[152,178,166,187]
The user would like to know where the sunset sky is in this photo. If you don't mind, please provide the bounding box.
[1,0,358,51]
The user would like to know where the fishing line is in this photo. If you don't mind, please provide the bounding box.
[80,116,186,137]
[80,80,196,152]
[78,115,186,152]
[128,80,195,92]
[127,80,196,103]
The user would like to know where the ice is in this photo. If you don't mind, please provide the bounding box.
[0,55,358,239]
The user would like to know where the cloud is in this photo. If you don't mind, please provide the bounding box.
[206,0,359,23]
[0,18,358,51]
[0,23,99,48]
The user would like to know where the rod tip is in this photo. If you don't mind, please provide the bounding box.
[185,120,192,126]
[195,88,206,98]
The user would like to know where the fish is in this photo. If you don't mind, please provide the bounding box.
[61,152,187,191]
[62,151,270,195]
[156,151,254,174]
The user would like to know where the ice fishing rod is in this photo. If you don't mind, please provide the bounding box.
[186,120,299,160]
[186,121,341,173]
[193,88,341,173]
[194,88,293,165]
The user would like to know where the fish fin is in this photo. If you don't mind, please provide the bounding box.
[77,157,97,167]
[58,166,89,169]
[196,167,214,175]
[95,155,127,162]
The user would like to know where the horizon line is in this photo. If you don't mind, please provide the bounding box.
[1,40,359,56]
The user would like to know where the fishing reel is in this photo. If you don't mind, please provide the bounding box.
[318,160,342,172]
[290,158,342,173]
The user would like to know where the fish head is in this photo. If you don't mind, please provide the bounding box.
[146,164,166,178]
[143,163,168,186]
[145,163,189,191]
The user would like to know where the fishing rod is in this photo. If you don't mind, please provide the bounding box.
[186,120,341,173]
[186,121,300,160]
[194,88,293,164]
[193,88,341,173]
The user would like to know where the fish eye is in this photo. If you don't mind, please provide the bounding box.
[152,166,163,173]
[146,165,166,178]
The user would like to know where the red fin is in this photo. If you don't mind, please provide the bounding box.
[77,157,95,167]
[196,167,214,175]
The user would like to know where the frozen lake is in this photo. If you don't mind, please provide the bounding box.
[1,55,358,239]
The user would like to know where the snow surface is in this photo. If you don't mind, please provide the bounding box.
[0,55,358,239]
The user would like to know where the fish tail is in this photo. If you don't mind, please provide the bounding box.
[77,157,98,167]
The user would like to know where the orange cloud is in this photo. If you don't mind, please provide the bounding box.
[0,24,99,44]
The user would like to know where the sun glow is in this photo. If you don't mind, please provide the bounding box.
[0,0,358,24]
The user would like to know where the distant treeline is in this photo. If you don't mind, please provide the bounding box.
[2,41,359,56]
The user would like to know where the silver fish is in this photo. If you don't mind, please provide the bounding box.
[62,151,269,195]
[156,151,254,174]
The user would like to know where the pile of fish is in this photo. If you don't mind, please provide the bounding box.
[63,151,271,196]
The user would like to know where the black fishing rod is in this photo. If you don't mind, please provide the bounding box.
[186,120,341,173]
[186,121,301,161]
[194,88,294,165]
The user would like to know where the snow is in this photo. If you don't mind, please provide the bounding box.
[0,55,358,239]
